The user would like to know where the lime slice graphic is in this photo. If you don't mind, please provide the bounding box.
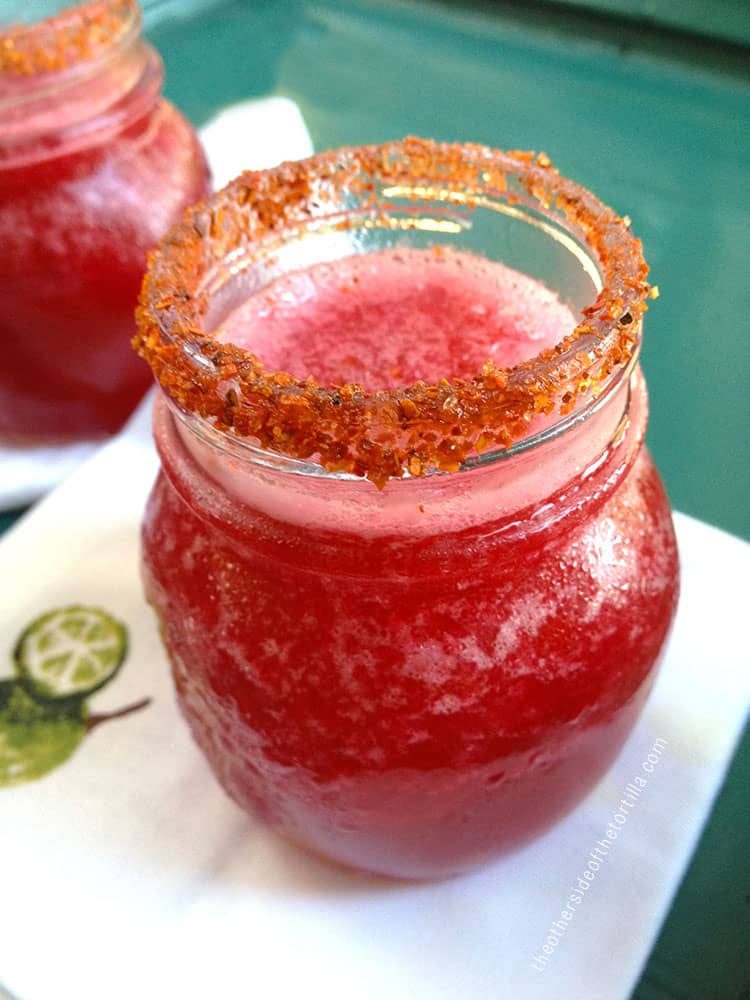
[14,605,128,701]
[0,680,87,786]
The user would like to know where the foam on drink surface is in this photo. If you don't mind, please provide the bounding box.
[217,247,577,388]
[179,246,604,537]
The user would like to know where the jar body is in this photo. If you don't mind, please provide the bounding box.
[0,39,210,442]
[142,374,679,879]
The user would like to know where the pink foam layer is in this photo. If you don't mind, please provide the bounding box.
[217,247,577,389]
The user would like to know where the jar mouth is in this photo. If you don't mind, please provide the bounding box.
[134,138,655,488]
[164,367,635,489]
[0,0,139,77]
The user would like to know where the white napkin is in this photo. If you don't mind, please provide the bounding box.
[0,439,101,511]
[0,396,748,1000]
[0,96,314,513]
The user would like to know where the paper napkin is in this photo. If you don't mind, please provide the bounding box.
[0,396,748,1000]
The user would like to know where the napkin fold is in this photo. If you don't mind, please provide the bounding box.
[0,398,748,1000]
[0,96,314,513]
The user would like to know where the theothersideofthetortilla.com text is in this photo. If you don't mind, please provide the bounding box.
[530,736,668,973]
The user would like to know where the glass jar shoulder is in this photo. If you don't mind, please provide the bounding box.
[0,98,209,262]
[148,375,664,573]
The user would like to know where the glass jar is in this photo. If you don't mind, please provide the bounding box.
[136,139,679,879]
[0,0,211,442]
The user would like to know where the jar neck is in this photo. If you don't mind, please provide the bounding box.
[0,14,162,165]
[154,364,648,552]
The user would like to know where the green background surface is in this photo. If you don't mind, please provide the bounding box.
[543,0,750,46]
[3,1,748,996]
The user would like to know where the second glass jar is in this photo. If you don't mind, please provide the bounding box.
[0,0,211,442]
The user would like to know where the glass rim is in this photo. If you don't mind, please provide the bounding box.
[163,364,637,489]
[134,137,656,488]
[0,0,140,78]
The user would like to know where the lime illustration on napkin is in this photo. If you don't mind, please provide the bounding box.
[0,605,150,786]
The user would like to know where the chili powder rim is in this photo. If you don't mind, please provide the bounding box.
[134,137,655,488]
[0,0,139,76]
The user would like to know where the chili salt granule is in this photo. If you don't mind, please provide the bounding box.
[0,0,136,76]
